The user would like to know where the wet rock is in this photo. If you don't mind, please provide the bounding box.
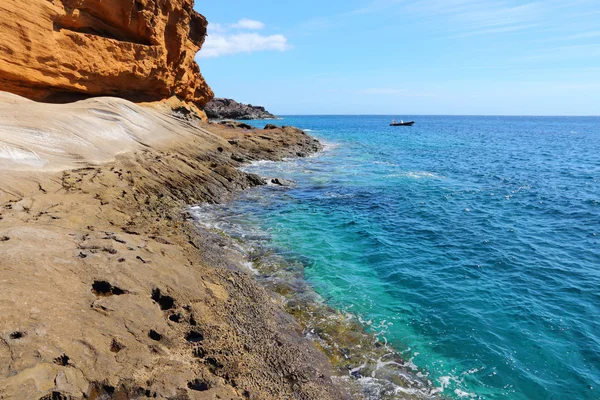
[270,178,295,187]
[247,174,266,186]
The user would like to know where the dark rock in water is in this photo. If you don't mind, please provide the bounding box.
[264,124,279,130]
[204,98,277,120]
[247,174,267,186]
[270,178,295,187]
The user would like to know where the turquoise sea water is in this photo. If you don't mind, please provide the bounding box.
[196,116,600,399]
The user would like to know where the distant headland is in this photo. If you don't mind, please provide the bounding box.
[204,98,278,120]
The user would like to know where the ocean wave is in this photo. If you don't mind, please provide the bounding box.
[320,140,341,152]
[385,171,443,179]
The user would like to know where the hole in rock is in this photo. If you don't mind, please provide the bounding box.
[102,385,115,395]
[0,236,10,242]
[189,17,207,44]
[151,288,175,310]
[133,0,144,12]
[53,354,70,366]
[39,392,71,400]
[9,331,25,339]
[169,313,182,323]
[89,383,119,398]
[110,338,125,353]
[187,379,210,392]
[205,357,223,372]
[185,330,204,343]
[172,106,192,118]
[148,330,162,341]
[192,346,206,358]
[92,280,126,296]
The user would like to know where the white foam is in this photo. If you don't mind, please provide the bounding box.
[455,389,476,398]
[405,171,441,179]
[386,171,443,180]
[438,376,452,390]
[321,140,341,152]
[242,261,259,274]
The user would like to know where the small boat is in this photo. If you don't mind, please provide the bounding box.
[390,121,415,126]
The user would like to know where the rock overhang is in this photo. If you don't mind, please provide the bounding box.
[0,0,214,107]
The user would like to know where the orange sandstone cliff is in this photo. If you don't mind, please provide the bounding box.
[0,0,213,106]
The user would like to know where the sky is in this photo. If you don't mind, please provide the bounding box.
[194,1,600,116]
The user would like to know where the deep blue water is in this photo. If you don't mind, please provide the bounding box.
[197,116,600,399]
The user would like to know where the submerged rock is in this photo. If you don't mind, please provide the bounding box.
[270,178,295,187]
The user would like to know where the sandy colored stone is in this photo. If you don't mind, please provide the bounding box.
[0,93,349,399]
[0,0,213,106]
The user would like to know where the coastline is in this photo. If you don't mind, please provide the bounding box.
[0,95,342,399]
[190,157,441,400]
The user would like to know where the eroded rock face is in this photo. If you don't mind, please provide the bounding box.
[0,0,213,106]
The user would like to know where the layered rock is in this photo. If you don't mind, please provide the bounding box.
[0,0,213,106]
[205,98,277,120]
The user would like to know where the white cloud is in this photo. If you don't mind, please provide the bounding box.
[198,19,291,58]
[231,19,265,30]
[199,33,291,58]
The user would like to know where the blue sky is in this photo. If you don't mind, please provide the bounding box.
[194,1,600,115]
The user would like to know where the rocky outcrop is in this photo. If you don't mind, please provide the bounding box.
[204,98,277,120]
[0,0,213,106]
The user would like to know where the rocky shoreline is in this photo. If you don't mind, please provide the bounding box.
[0,96,349,399]
[190,176,441,400]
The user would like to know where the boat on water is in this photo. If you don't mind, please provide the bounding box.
[390,120,415,126]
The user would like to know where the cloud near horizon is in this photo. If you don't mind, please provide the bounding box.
[198,19,291,58]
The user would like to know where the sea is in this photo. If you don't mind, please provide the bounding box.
[191,116,600,399]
